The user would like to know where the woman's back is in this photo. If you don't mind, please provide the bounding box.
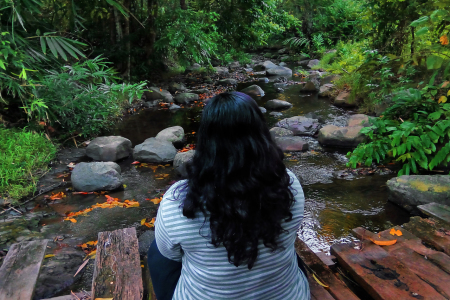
[155,169,310,300]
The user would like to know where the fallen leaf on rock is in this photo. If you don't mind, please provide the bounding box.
[149,197,162,204]
[84,249,97,260]
[46,192,67,201]
[155,174,169,180]
[67,162,76,168]
[369,238,397,246]
[56,173,70,178]
[44,254,55,258]
[141,218,146,225]
[74,259,90,277]
[389,228,403,236]
[131,161,140,165]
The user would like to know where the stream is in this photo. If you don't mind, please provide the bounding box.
[0,66,410,299]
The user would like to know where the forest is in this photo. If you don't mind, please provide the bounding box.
[1,0,450,201]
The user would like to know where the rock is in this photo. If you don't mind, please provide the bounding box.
[258,77,269,83]
[298,60,310,67]
[86,136,132,162]
[244,68,253,72]
[279,62,288,67]
[263,53,272,58]
[275,137,309,152]
[347,114,370,127]
[387,175,450,212]
[265,100,293,110]
[321,75,340,85]
[274,77,288,83]
[307,59,320,69]
[186,63,201,72]
[229,61,240,69]
[334,91,356,107]
[173,150,195,178]
[269,127,293,140]
[266,67,293,76]
[278,48,288,54]
[168,82,187,93]
[280,56,291,62]
[174,93,199,104]
[143,88,173,103]
[317,125,365,148]
[213,67,229,75]
[191,88,209,94]
[259,107,267,113]
[155,126,185,146]
[218,78,238,85]
[204,76,213,84]
[300,78,320,92]
[240,85,265,97]
[262,61,278,70]
[270,112,283,117]
[318,84,335,97]
[274,83,287,89]
[72,162,123,192]
[133,138,177,163]
[143,100,161,108]
[138,231,155,256]
[275,116,320,136]
[169,104,181,110]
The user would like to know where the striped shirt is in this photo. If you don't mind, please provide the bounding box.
[155,169,310,300]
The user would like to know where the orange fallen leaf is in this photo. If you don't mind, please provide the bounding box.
[369,238,397,246]
[65,218,77,223]
[141,218,146,225]
[149,197,163,204]
[131,161,141,165]
[390,228,403,236]
[46,191,67,201]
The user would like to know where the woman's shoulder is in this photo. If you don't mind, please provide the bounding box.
[159,180,188,211]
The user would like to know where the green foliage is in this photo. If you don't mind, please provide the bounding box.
[0,127,57,202]
[35,57,146,137]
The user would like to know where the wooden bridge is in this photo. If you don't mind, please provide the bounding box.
[1,202,449,300]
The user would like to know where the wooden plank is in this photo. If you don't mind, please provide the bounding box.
[0,240,48,300]
[403,216,450,255]
[353,226,450,275]
[42,291,91,300]
[308,276,335,300]
[418,203,450,224]
[92,227,143,300]
[295,238,360,300]
[331,241,446,300]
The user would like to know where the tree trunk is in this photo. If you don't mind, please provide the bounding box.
[109,7,116,45]
[410,27,415,57]
[124,0,131,80]
[114,7,123,42]
[145,0,158,63]
[180,0,187,9]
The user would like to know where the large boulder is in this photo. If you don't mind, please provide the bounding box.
[266,67,293,76]
[387,175,450,212]
[307,59,320,69]
[318,84,335,97]
[155,126,185,146]
[298,60,310,67]
[269,127,293,140]
[300,78,320,92]
[173,150,195,178]
[334,91,356,107]
[174,93,199,104]
[186,63,201,72]
[275,136,309,152]
[86,136,132,162]
[265,100,293,110]
[278,48,288,55]
[262,61,278,70]
[347,114,371,127]
[321,75,340,85]
[218,78,238,85]
[133,138,177,163]
[275,116,320,136]
[72,162,123,192]
[143,88,173,103]
[228,61,240,70]
[317,125,365,148]
[240,85,265,97]
[168,82,187,93]
[213,67,229,75]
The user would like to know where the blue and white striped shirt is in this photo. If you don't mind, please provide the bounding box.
[155,169,310,300]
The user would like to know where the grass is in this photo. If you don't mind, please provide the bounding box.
[0,127,57,203]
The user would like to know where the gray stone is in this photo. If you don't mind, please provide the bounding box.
[263,53,272,58]
[174,93,199,104]
[258,77,269,83]
[138,231,155,255]
[275,136,309,152]
[307,59,320,69]
[143,100,161,108]
[275,116,320,136]
[240,85,265,97]
[318,84,335,97]
[297,60,310,67]
[204,76,213,84]
[280,56,291,62]
[279,62,288,67]
[278,48,288,54]
[270,112,283,117]
[334,91,356,107]
[244,68,253,72]
[229,61,240,69]
[259,107,267,113]
[317,125,365,148]
[300,78,320,92]
[169,104,181,110]
[86,136,132,162]
[270,127,293,140]
[186,63,201,72]
[155,126,184,145]
[274,83,287,89]
[347,114,371,127]
[133,138,177,163]
[265,100,293,110]
[218,78,238,85]
[168,82,187,93]
[262,61,278,70]
[173,150,195,178]
[321,75,341,85]
[387,176,450,212]
[72,162,123,192]
[143,87,173,103]
[213,67,229,75]
[191,88,209,94]
[266,67,293,76]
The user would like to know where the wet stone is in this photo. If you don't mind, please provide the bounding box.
[86,136,132,162]
[218,78,238,85]
[270,127,294,140]
[266,66,293,77]
[275,136,309,152]
[265,99,293,110]
[173,150,195,178]
[174,93,199,104]
[240,85,265,98]
[138,231,156,256]
[133,138,177,163]
[275,116,320,136]
[72,162,123,192]
[259,107,267,113]
[155,126,185,146]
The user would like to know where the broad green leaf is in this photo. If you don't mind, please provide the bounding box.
[415,27,428,36]
[47,38,58,58]
[427,55,444,70]
[40,37,46,54]
[410,16,429,27]
[51,38,68,61]
[0,60,5,70]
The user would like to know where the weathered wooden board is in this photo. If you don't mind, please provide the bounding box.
[353,226,450,275]
[42,291,91,300]
[295,238,360,300]
[418,203,450,224]
[331,241,446,300]
[92,227,143,300]
[308,276,335,300]
[403,216,450,255]
[0,240,48,300]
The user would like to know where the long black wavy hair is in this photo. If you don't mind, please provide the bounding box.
[182,91,295,269]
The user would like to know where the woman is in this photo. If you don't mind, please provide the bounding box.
[148,91,310,300]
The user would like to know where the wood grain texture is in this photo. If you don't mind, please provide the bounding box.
[418,203,450,224]
[0,240,48,300]
[92,227,143,300]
